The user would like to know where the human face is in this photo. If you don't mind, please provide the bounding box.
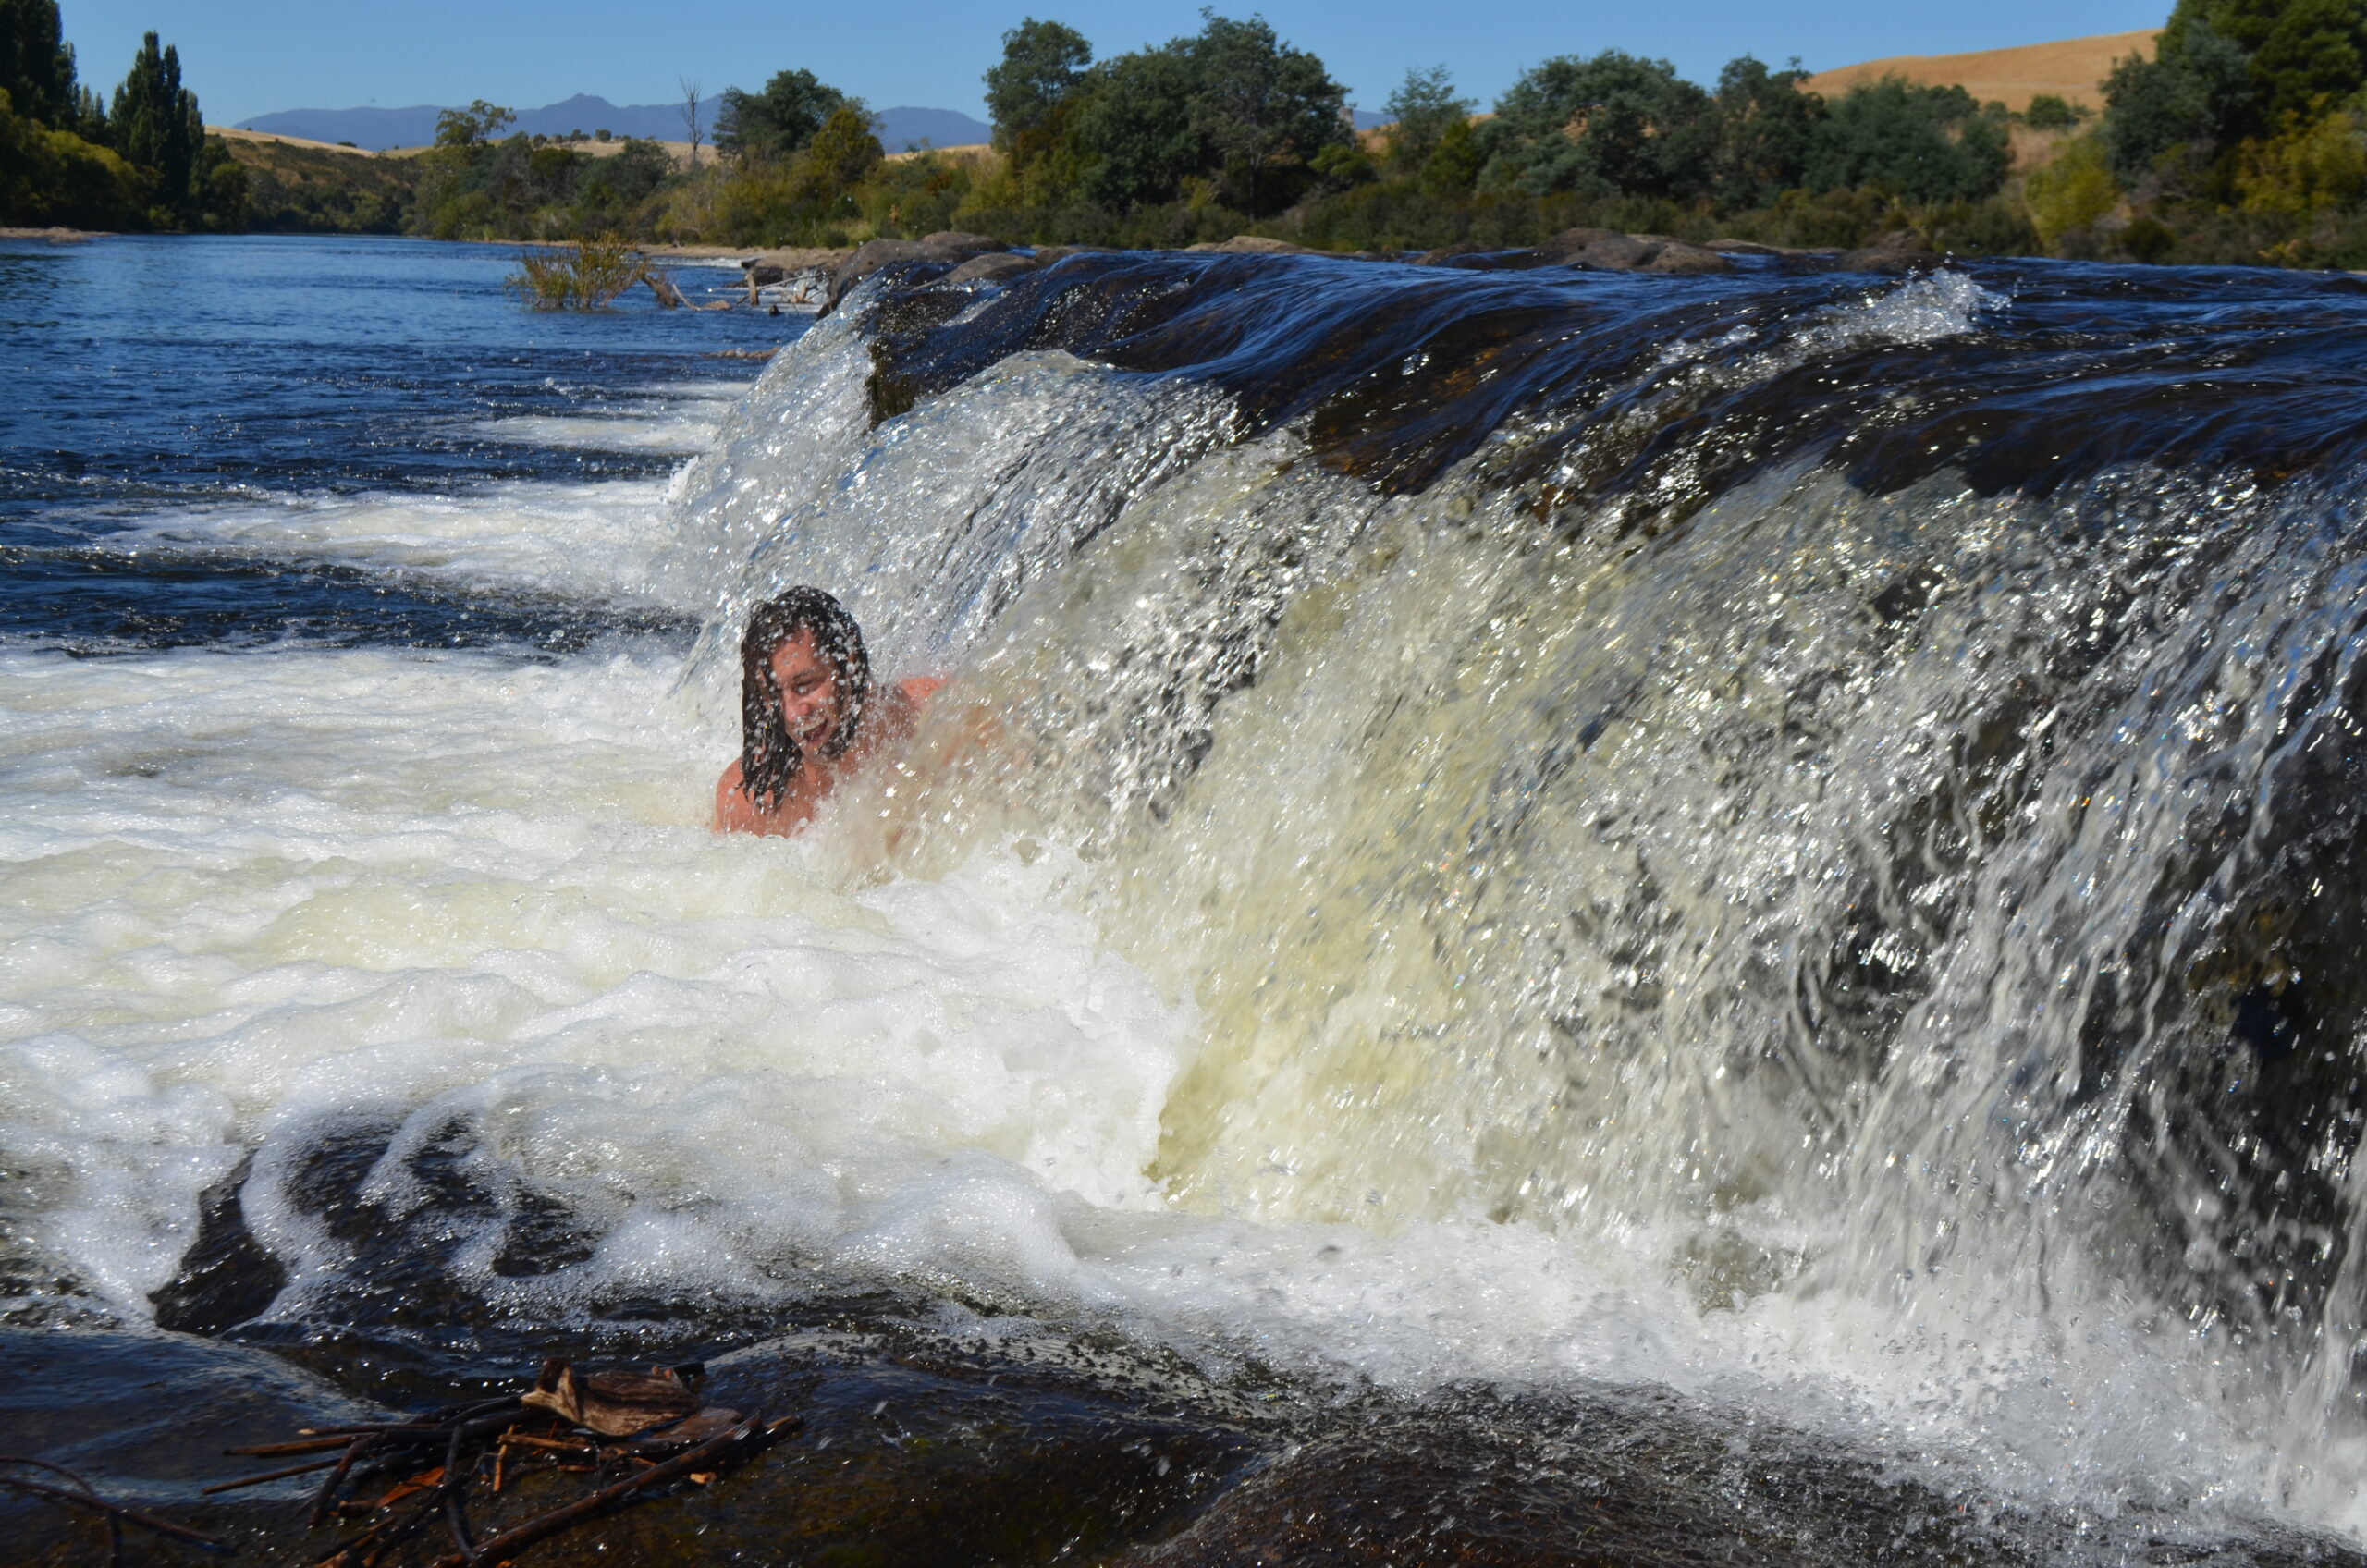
[768,629,842,748]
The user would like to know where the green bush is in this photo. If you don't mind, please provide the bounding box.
[2024,134,2122,248]
[1803,76,2010,203]
[0,86,143,227]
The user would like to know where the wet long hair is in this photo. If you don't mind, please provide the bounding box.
[738,586,872,812]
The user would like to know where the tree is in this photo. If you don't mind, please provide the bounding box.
[801,102,882,191]
[716,67,847,162]
[0,84,141,225]
[1184,12,1346,215]
[1802,77,2010,203]
[680,77,703,167]
[1705,55,1823,208]
[2160,0,2367,125]
[2101,21,2252,183]
[1381,65,1472,172]
[1071,43,1205,209]
[435,99,515,148]
[1478,51,1711,200]
[986,18,1090,147]
[109,31,202,217]
[1,0,74,126]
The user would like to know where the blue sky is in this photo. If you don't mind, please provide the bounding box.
[61,0,2170,127]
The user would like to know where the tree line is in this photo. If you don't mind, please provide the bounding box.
[17,0,2367,268]
[384,12,2038,255]
[0,0,245,229]
[2026,0,2367,263]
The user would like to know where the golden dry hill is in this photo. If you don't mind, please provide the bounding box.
[1803,29,2159,112]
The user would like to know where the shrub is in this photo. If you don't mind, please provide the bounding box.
[2022,93,2083,129]
[1805,77,2011,203]
[505,236,649,310]
[2024,134,2121,248]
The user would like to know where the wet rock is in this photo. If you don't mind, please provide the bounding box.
[943,251,1043,286]
[1185,235,1310,254]
[148,1154,286,1335]
[743,263,788,286]
[1838,229,1940,272]
[0,1327,385,1560]
[8,1311,2361,1568]
[1112,1391,2367,1568]
[1033,244,1117,265]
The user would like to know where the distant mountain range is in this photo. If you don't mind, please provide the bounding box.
[238,96,1389,153]
[236,96,994,152]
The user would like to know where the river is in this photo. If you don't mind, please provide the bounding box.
[4,230,2365,1565]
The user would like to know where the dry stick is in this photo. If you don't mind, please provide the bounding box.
[325,1496,435,1568]
[229,1435,356,1458]
[202,1452,346,1493]
[0,1472,228,1550]
[436,1409,523,1562]
[308,1434,379,1529]
[426,1415,798,1568]
[495,1434,594,1457]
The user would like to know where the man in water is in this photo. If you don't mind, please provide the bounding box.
[714,586,940,835]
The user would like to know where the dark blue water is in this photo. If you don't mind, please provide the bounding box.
[0,233,795,651]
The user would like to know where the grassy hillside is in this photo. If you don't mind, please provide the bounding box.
[214,132,418,233]
[1804,31,2158,114]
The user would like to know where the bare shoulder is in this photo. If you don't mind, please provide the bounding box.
[715,760,755,832]
[900,675,946,704]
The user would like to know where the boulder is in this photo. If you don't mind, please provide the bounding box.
[1640,240,1731,274]
[943,251,1043,285]
[1184,235,1310,254]
[919,230,1010,252]
[1539,227,1732,275]
[1837,229,1939,272]
[1410,242,1544,269]
[826,239,965,312]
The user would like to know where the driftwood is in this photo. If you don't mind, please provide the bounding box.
[426,1415,799,1568]
[202,1358,798,1568]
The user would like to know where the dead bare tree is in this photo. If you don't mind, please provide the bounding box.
[680,76,704,167]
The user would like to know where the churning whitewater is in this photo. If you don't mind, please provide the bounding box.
[11,239,2367,1555]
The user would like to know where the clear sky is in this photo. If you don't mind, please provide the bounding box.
[60,0,2171,127]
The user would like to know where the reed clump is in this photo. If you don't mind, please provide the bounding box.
[506,237,650,310]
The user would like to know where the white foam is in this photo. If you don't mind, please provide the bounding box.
[93,478,698,606]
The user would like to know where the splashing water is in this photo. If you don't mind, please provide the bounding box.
[12,239,2367,1553]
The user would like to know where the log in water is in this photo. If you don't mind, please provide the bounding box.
[6,233,2367,1563]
